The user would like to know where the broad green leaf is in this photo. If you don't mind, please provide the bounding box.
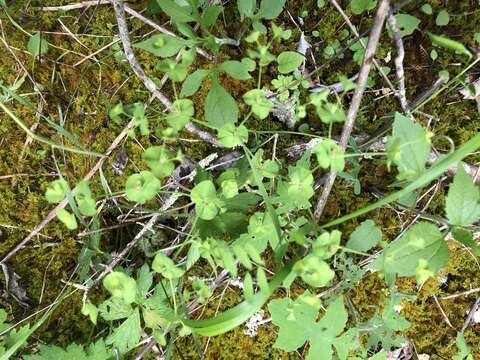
[180,69,209,97]
[190,180,220,220]
[221,179,238,198]
[391,14,420,38]
[133,34,187,57]
[386,112,431,182]
[165,98,194,131]
[57,209,77,230]
[156,58,189,82]
[277,51,305,74]
[293,255,334,287]
[350,0,377,15]
[313,230,341,260]
[105,308,141,354]
[204,81,239,127]
[451,228,480,256]
[155,0,197,22]
[27,32,49,57]
[453,333,473,360]
[109,102,124,124]
[420,4,432,14]
[428,33,472,57]
[271,23,291,41]
[81,301,98,325]
[313,139,345,171]
[269,295,348,360]
[219,58,256,80]
[436,10,450,26]
[217,123,249,147]
[143,146,176,179]
[445,164,480,226]
[257,0,287,20]
[75,181,96,217]
[103,272,138,304]
[237,0,256,20]
[45,179,69,203]
[243,89,273,119]
[346,220,382,252]
[371,222,449,284]
[136,264,153,298]
[125,171,161,204]
[276,164,314,212]
[192,278,213,303]
[152,252,185,279]
[201,5,223,27]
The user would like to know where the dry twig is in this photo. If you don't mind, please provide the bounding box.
[314,0,391,220]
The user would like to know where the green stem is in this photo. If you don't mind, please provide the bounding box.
[0,101,102,157]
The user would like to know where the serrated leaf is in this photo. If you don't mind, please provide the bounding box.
[387,112,431,182]
[152,252,185,279]
[190,180,220,220]
[446,164,480,226]
[180,69,209,97]
[23,340,110,360]
[371,222,449,284]
[204,81,239,128]
[346,220,382,252]
[103,272,138,304]
[105,308,141,354]
[277,51,305,74]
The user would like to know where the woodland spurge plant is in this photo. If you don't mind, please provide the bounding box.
[2,0,480,359]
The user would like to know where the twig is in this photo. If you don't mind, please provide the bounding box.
[387,13,409,113]
[328,0,396,96]
[461,297,480,333]
[442,287,480,300]
[433,294,455,329]
[314,0,391,220]
[39,0,111,11]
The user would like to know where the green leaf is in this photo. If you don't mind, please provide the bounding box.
[23,340,110,360]
[436,10,450,26]
[428,33,472,57]
[109,102,124,124]
[201,5,223,27]
[386,112,431,182]
[453,332,472,360]
[346,220,382,252]
[57,209,77,230]
[269,295,348,360]
[445,164,480,226]
[45,179,69,203]
[81,301,98,325]
[392,14,420,37]
[217,123,249,148]
[105,308,141,354]
[219,58,256,80]
[75,181,96,217]
[165,98,194,132]
[313,139,345,171]
[371,222,449,284]
[420,3,432,14]
[221,179,239,198]
[190,180,220,220]
[133,34,187,57]
[204,81,239,128]
[350,0,377,15]
[155,0,197,22]
[293,255,334,287]
[277,51,305,74]
[180,69,209,97]
[27,32,49,57]
[257,0,287,20]
[143,146,176,179]
[103,272,138,304]
[237,0,256,20]
[243,89,273,119]
[152,252,185,279]
[125,171,161,204]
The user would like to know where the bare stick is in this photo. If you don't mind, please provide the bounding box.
[39,0,111,11]
[387,13,409,113]
[328,0,396,95]
[314,0,391,220]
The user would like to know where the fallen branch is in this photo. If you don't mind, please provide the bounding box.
[314,0,391,220]
[387,13,409,113]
